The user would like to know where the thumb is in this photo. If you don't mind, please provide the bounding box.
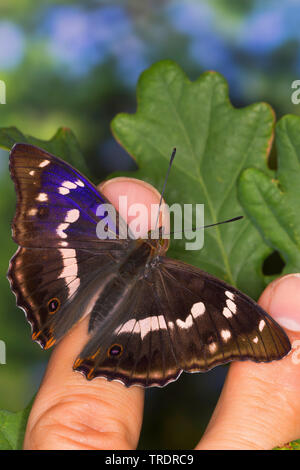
[197,274,300,450]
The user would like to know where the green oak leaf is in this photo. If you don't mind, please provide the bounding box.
[238,115,300,282]
[0,399,32,450]
[112,60,274,298]
[0,126,92,181]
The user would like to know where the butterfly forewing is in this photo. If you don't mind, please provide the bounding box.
[9,143,128,249]
[159,258,290,366]
[8,144,133,348]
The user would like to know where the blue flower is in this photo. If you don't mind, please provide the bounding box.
[239,5,289,55]
[166,1,213,37]
[0,21,25,70]
[45,5,144,78]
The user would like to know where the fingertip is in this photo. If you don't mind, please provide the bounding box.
[25,316,144,450]
[259,273,300,333]
[99,177,169,235]
[197,275,300,450]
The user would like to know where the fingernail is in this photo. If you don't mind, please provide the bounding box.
[269,274,300,332]
[97,177,170,235]
[99,177,161,201]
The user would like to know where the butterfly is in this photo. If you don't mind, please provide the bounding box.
[7,143,291,387]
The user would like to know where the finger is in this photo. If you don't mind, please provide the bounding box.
[197,274,300,450]
[24,177,162,450]
[100,176,170,236]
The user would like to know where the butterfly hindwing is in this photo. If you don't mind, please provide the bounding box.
[8,246,125,348]
[158,258,290,368]
[73,256,291,387]
[74,277,181,386]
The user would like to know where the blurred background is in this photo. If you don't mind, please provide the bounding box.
[0,0,299,449]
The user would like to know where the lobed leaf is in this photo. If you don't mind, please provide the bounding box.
[0,126,91,181]
[112,60,275,298]
[239,115,300,281]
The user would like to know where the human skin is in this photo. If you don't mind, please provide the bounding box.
[23,178,300,450]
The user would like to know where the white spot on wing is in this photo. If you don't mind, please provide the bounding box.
[209,342,217,353]
[221,329,231,342]
[226,299,237,314]
[223,307,232,318]
[59,265,78,278]
[62,180,77,189]
[28,208,37,216]
[177,314,193,330]
[158,315,167,330]
[259,319,265,332]
[59,187,70,195]
[57,223,69,239]
[75,179,85,187]
[39,160,50,168]
[152,316,159,333]
[140,317,153,340]
[119,316,165,340]
[59,248,79,296]
[29,170,35,176]
[64,209,80,223]
[116,319,136,335]
[133,321,141,336]
[225,291,234,300]
[36,193,48,202]
[191,302,205,317]
[59,250,77,278]
[253,336,259,343]
[59,248,76,258]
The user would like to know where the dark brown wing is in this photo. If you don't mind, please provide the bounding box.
[8,143,132,348]
[8,247,122,348]
[156,257,291,371]
[74,256,291,387]
[9,143,128,249]
[74,276,181,386]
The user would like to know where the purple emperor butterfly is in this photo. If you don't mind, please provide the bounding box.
[8,143,291,387]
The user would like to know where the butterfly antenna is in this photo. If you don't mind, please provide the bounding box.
[201,215,243,230]
[167,215,243,236]
[154,147,176,231]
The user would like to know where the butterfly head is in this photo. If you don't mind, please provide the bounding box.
[143,226,170,255]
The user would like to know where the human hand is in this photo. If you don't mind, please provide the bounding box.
[23,178,300,450]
